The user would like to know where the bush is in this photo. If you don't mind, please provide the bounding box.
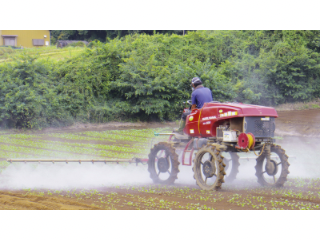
[0,46,14,56]
[68,41,86,47]
[0,55,72,128]
[1,30,320,128]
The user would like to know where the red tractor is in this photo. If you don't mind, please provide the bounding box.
[148,101,290,190]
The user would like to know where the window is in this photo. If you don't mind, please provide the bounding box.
[3,37,16,46]
[33,39,44,46]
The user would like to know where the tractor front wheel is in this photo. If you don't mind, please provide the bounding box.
[255,144,290,187]
[193,145,226,190]
[148,142,180,184]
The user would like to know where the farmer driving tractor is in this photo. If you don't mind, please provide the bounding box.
[175,77,213,134]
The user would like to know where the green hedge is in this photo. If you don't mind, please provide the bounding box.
[1,30,320,128]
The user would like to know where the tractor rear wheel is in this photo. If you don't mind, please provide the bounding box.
[223,152,240,183]
[193,145,226,190]
[255,144,290,187]
[148,142,180,184]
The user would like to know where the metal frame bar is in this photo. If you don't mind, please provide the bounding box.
[7,158,149,164]
[182,139,194,166]
[238,156,296,161]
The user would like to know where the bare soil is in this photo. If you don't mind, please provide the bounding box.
[276,108,320,137]
[0,122,176,135]
[0,180,319,210]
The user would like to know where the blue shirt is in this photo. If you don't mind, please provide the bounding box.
[191,86,213,109]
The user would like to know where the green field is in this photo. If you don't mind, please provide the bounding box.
[0,128,320,210]
[0,128,170,169]
[0,46,85,64]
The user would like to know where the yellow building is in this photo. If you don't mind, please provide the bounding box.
[0,30,50,48]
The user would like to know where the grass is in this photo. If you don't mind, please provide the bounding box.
[0,46,85,64]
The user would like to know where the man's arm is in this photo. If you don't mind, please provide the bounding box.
[191,92,197,110]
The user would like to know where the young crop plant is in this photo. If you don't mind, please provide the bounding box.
[0,135,135,159]
[47,133,117,143]
[82,131,149,142]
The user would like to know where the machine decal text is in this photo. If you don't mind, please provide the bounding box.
[202,116,216,120]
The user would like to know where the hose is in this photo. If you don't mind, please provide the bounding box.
[197,103,207,135]
[253,144,265,157]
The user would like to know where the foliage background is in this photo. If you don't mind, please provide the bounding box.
[1,30,320,128]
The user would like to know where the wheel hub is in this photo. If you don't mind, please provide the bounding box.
[157,157,170,173]
[266,159,278,176]
[202,160,216,178]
